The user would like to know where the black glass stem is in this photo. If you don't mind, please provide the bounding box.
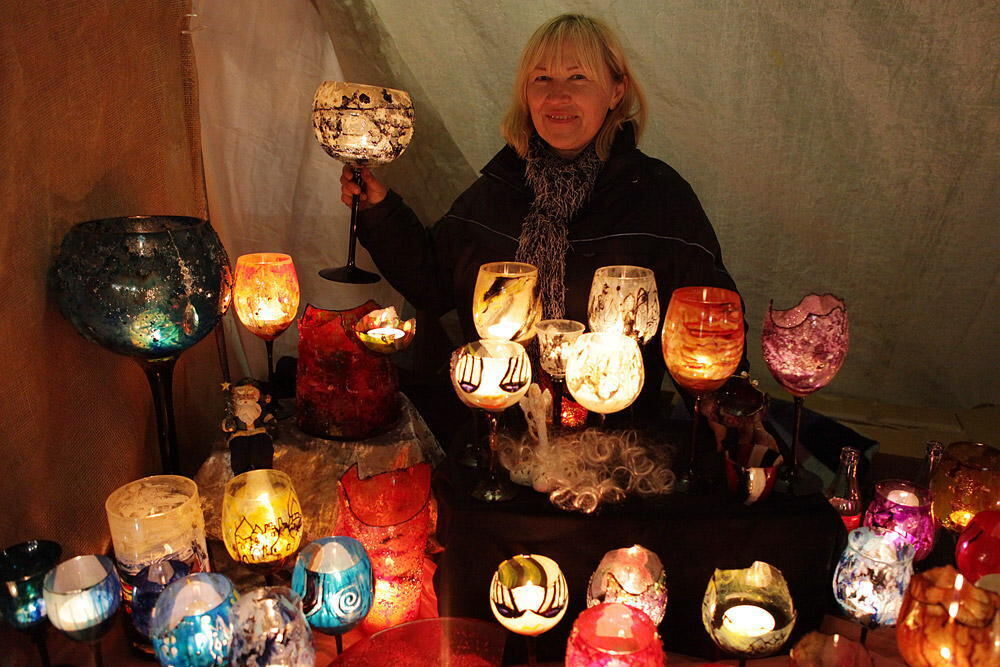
[139,357,179,474]
[472,411,517,502]
[676,394,703,494]
[265,340,275,387]
[319,167,380,284]
[550,378,564,430]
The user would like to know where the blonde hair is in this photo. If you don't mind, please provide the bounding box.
[501,14,647,160]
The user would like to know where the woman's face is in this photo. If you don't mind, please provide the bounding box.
[526,49,624,159]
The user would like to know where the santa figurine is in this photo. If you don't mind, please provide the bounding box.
[222,378,275,474]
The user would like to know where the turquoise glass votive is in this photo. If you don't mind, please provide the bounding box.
[43,554,121,642]
[0,540,62,628]
[150,573,237,666]
[291,536,373,635]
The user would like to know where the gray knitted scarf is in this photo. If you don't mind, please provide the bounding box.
[515,135,603,319]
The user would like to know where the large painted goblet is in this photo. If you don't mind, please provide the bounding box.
[661,286,744,492]
[292,536,373,653]
[535,319,585,429]
[565,332,644,422]
[313,81,414,284]
[50,216,232,473]
[0,540,62,667]
[490,554,568,664]
[233,252,300,385]
[762,293,848,490]
[451,339,531,501]
[43,555,122,667]
[473,261,541,343]
[587,265,659,345]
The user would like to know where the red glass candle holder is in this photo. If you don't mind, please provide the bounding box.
[334,463,432,634]
[296,302,400,440]
[955,510,1000,587]
[863,480,936,561]
[566,602,665,666]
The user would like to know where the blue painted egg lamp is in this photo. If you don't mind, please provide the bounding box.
[149,572,238,667]
[0,540,62,666]
[42,554,121,667]
[291,536,373,654]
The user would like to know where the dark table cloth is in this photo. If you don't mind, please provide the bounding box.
[432,438,847,664]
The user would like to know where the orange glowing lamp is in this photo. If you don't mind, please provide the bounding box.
[233,253,300,382]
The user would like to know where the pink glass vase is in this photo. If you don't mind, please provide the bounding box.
[566,602,665,666]
[296,301,400,440]
[334,463,432,634]
[863,480,936,561]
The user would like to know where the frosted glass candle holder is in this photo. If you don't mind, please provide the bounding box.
[833,527,914,628]
[863,479,936,561]
[587,265,660,345]
[587,545,667,625]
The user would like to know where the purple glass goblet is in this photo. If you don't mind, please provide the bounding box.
[863,480,936,561]
[761,294,848,491]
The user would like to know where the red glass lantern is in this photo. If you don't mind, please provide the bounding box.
[955,510,1000,588]
[566,602,665,666]
[334,463,432,634]
[296,302,400,440]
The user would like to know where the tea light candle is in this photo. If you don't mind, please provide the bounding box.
[367,326,404,340]
[886,489,920,507]
[55,594,103,632]
[722,604,775,637]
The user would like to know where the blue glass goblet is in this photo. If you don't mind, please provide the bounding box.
[150,572,237,667]
[0,540,62,666]
[49,216,232,473]
[131,559,190,640]
[291,536,373,653]
[43,554,121,667]
[230,586,315,666]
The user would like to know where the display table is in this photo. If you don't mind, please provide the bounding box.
[433,428,846,664]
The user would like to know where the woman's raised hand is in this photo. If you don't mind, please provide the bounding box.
[340,164,388,209]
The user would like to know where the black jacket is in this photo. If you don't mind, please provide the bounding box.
[358,124,742,422]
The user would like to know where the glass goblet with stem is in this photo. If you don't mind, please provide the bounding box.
[0,540,62,667]
[661,286,744,493]
[587,265,660,345]
[450,339,532,501]
[762,293,848,491]
[313,82,414,284]
[222,469,304,584]
[490,554,568,666]
[535,319,585,430]
[564,332,645,426]
[43,554,121,667]
[233,253,300,387]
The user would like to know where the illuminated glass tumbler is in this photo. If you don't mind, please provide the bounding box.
[43,554,121,667]
[292,536,374,635]
[930,441,999,533]
[222,469,303,572]
[587,545,668,625]
[566,602,665,666]
[862,479,936,561]
[149,572,237,667]
[489,554,568,637]
[0,540,62,629]
[230,586,315,666]
[833,527,914,628]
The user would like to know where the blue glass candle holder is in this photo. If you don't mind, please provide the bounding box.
[150,573,237,666]
[231,586,315,666]
[833,526,914,628]
[131,560,190,639]
[0,540,62,629]
[43,554,121,643]
[291,537,373,636]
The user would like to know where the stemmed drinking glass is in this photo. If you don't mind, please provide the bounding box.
[233,253,300,386]
[450,339,532,501]
[535,319,585,430]
[661,287,744,493]
[313,82,414,284]
[0,540,62,667]
[762,293,848,491]
[564,332,644,425]
[473,262,541,342]
[587,265,659,345]
[43,555,121,667]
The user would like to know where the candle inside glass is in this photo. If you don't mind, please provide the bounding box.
[367,326,405,340]
[722,604,775,637]
[886,489,920,507]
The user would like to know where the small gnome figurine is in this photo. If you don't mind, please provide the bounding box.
[222,378,275,475]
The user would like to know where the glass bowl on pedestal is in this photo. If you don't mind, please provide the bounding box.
[221,469,303,582]
[535,319,585,430]
[862,479,936,561]
[564,331,644,423]
[232,253,300,385]
[149,572,238,667]
[292,536,373,653]
[701,561,797,665]
[230,586,315,666]
[490,554,568,664]
[312,81,414,284]
[587,265,659,345]
[661,286,744,493]
[450,339,531,501]
[761,293,848,493]
[43,554,121,667]
[929,441,999,533]
[833,527,914,639]
[586,545,668,625]
[566,602,665,666]
[0,540,62,666]
[49,215,232,474]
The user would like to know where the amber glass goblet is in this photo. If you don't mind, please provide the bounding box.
[450,339,531,501]
[661,286,744,492]
[535,319,585,429]
[472,262,541,343]
[762,293,848,491]
[233,253,300,385]
[313,82,414,284]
